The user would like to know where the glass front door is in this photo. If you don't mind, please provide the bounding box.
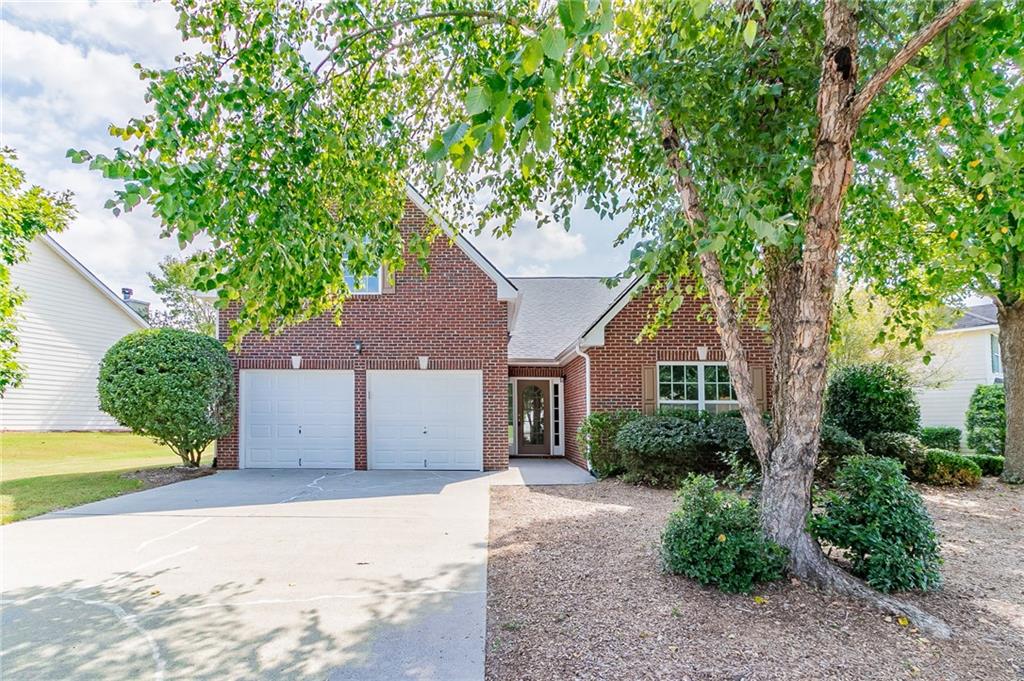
[516,380,550,455]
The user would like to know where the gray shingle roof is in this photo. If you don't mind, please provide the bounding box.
[508,277,627,361]
[945,303,998,331]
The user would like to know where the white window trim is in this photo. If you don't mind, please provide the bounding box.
[990,333,1003,379]
[508,377,565,457]
[345,265,385,295]
[656,361,740,412]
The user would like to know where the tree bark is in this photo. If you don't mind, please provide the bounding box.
[998,299,1024,483]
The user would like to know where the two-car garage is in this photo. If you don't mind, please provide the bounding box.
[239,369,484,470]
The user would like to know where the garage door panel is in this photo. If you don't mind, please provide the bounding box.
[241,370,355,469]
[368,370,483,471]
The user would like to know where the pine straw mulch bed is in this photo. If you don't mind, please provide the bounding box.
[486,478,1023,681]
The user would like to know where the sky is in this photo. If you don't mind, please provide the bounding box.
[0,0,636,310]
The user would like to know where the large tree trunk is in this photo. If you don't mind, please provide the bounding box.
[998,299,1024,483]
[656,0,973,640]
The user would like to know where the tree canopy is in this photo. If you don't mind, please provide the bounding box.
[148,254,218,336]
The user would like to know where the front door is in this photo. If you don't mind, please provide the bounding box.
[516,380,550,455]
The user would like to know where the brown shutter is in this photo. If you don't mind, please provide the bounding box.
[751,365,767,414]
[380,264,396,294]
[641,365,657,415]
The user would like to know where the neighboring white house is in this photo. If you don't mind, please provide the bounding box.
[916,303,1002,440]
[1,235,149,431]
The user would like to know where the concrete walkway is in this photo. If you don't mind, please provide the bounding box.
[0,460,590,681]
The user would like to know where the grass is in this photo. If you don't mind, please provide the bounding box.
[1,432,184,524]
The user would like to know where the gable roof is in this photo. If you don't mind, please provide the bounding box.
[508,277,628,363]
[404,184,519,302]
[40,235,149,328]
[940,303,998,333]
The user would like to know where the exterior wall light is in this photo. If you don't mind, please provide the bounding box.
[354,339,363,355]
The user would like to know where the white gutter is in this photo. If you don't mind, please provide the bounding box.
[574,341,593,473]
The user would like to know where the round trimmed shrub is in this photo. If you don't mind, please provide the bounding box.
[661,475,787,593]
[98,328,235,467]
[919,426,961,452]
[816,423,866,482]
[966,384,1005,456]
[825,363,920,438]
[924,449,981,487]
[577,410,641,478]
[862,431,928,481]
[965,453,1004,477]
[809,456,941,593]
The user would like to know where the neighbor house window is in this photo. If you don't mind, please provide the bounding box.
[343,266,382,294]
[658,363,739,413]
[991,334,1002,375]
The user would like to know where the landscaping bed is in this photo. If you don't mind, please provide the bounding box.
[486,478,1023,680]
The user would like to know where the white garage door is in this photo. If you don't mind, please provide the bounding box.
[241,370,355,468]
[367,370,483,470]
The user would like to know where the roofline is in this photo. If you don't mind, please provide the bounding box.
[40,234,150,329]
[577,276,643,348]
[508,275,611,280]
[403,184,519,301]
[935,323,999,335]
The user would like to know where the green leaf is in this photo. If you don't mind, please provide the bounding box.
[522,39,544,75]
[464,87,490,116]
[541,26,568,61]
[692,0,711,19]
[743,19,758,48]
[424,138,447,163]
[441,121,470,148]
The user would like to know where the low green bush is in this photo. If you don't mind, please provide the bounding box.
[661,475,787,593]
[965,453,1004,477]
[825,363,920,438]
[577,410,641,478]
[966,384,1005,456]
[862,431,928,481]
[922,449,981,487]
[616,412,752,487]
[919,426,962,452]
[816,423,866,482]
[809,456,942,593]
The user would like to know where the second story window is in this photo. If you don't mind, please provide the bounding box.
[991,334,1002,376]
[344,266,382,295]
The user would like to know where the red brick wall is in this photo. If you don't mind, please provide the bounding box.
[562,355,588,469]
[508,366,563,378]
[586,286,772,413]
[217,201,510,471]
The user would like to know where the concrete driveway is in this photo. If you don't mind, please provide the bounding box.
[0,463,590,680]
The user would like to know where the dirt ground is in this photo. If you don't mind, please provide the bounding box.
[486,478,1023,681]
[123,466,214,487]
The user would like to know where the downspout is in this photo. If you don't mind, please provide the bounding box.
[574,342,595,475]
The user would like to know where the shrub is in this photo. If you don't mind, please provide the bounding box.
[98,328,235,467]
[816,423,866,482]
[966,384,1005,456]
[809,456,942,592]
[919,426,961,452]
[923,449,982,487]
[616,413,752,487]
[577,410,641,478]
[661,475,787,593]
[862,431,929,481]
[965,453,1004,477]
[825,363,920,438]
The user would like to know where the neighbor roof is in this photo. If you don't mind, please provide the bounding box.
[508,277,627,362]
[943,303,998,331]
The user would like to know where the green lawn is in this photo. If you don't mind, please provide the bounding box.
[1,432,182,524]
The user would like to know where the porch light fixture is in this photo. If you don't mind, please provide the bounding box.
[354,339,363,355]
[291,355,302,369]
[696,345,709,361]
[418,355,429,370]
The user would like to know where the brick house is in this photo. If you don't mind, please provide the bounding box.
[217,186,771,471]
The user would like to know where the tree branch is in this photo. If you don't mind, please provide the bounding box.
[656,115,774,462]
[851,0,975,120]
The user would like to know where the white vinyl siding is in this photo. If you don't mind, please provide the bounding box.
[1,238,146,430]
